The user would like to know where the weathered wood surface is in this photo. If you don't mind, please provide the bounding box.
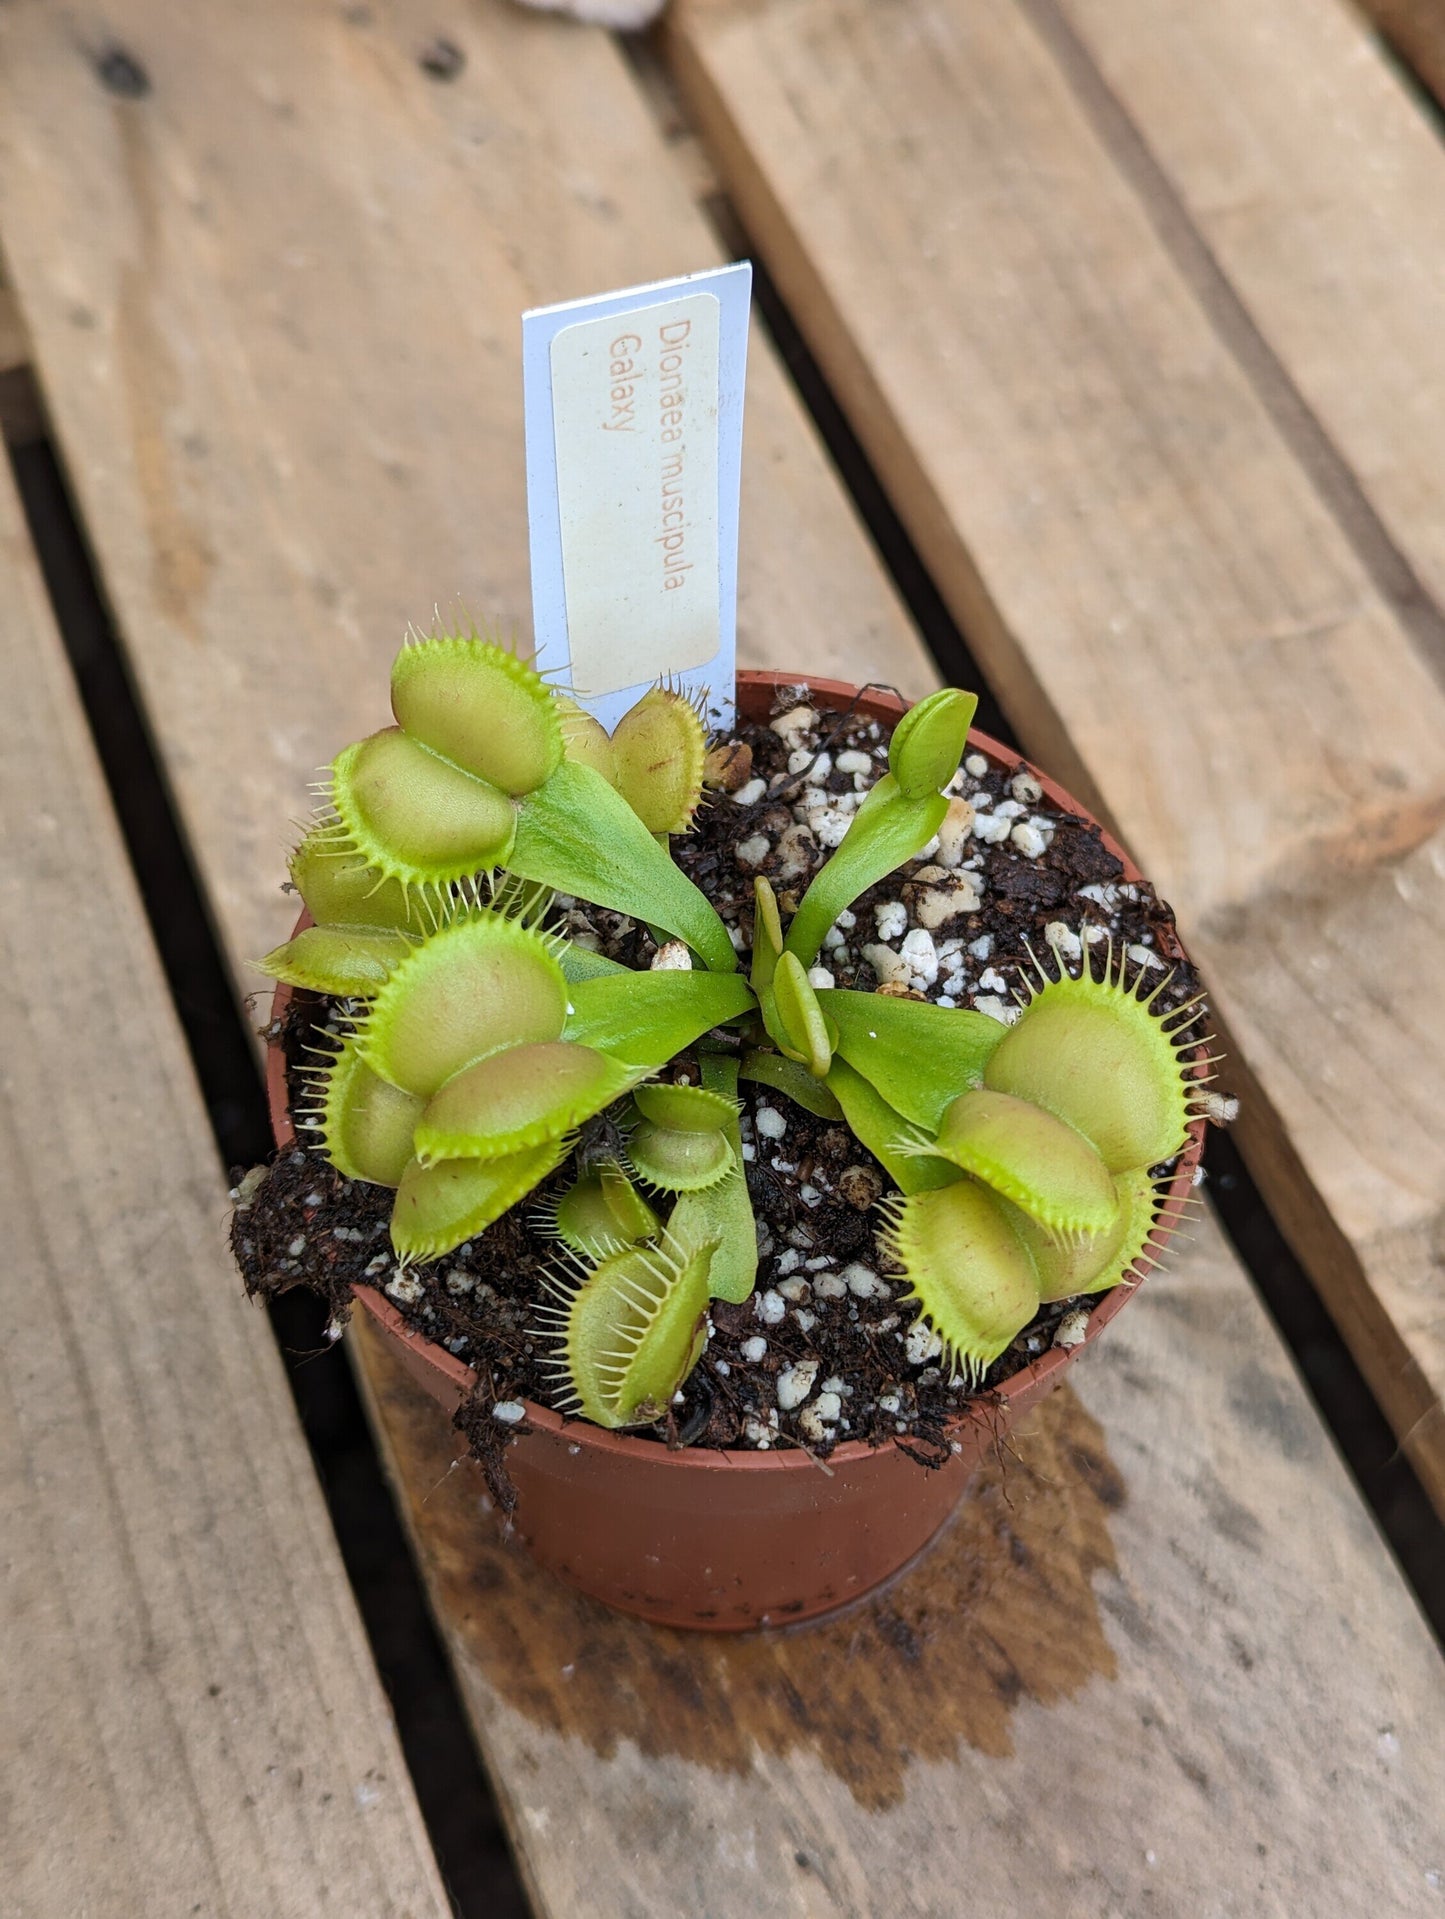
[2,0,1443,1913]
[1058,0,1445,620]
[0,0,929,988]
[665,0,1445,1514]
[1358,0,1445,110]
[353,1209,1445,1917]
[0,468,448,1912]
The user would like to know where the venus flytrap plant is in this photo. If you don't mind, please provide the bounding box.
[269,629,1216,1435]
[290,901,752,1279]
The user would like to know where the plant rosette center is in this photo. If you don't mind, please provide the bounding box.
[239,656,1217,1473]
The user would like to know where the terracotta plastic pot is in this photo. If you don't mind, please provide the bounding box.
[265,672,1204,1630]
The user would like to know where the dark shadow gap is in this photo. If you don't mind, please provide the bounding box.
[681,189,1445,1646]
[1359,14,1445,141]
[7,405,530,1919]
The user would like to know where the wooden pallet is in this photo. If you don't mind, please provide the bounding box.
[0,1,1441,1913]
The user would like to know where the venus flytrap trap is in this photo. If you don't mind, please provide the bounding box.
[666,1054,760,1306]
[608,686,709,837]
[536,1231,720,1430]
[259,628,1216,1436]
[535,1158,663,1262]
[626,1081,740,1192]
[256,829,433,998]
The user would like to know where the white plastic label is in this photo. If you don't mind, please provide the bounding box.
[523,263,751,732]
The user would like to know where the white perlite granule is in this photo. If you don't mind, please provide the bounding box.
[899,927,938,985]
[755,1289,787,1326]
[1053,1310,1090,1351]
[770,705,816,740]
[776,1360,820,1411]
[843,1263,889,1299]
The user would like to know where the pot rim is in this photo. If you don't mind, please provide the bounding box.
[264,669,1206,1473]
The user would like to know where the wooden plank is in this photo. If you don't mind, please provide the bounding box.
[662,0,1445,1511]
[1357,0,1445,112]
[0,469,448,1911]
[1041,0,1445,1497]
[351,1210,1445,1917]
[2,1,1442,1911]
[0,0,930,986]
[1048,0,1445,704]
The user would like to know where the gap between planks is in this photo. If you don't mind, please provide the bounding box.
[1357,0,1445,112]
[0,279,45,441]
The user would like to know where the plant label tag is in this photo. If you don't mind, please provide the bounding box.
[523,262,751,732]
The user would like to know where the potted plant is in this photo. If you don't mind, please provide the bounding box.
[234,635,1217,1629]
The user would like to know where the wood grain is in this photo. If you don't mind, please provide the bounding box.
[0,466,448,1912]
[1055,0,1445,625]
[0,0,929,989]
[351,1210,1445,1917]
[2,1,1442,1911]
[664,0,1445,1510]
